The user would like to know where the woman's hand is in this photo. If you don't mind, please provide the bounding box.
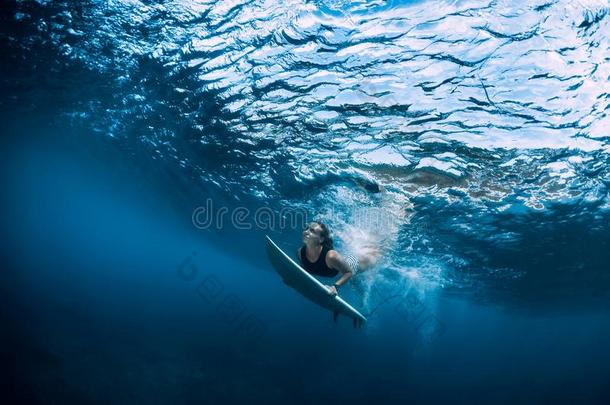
[326,285,338,297]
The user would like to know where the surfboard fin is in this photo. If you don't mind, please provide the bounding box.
[333,311,339,324]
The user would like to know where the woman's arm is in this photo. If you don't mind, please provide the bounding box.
[325,250,353,289]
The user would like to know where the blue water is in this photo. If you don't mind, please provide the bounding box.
[2,0,610,403]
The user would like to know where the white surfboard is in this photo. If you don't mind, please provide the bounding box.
[265,235,366,327]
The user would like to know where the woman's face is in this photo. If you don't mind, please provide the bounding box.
[303,222,324,245]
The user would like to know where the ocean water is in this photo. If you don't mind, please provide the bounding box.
[1,0,610,403]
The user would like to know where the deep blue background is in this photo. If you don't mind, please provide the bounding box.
[2,121,610,404]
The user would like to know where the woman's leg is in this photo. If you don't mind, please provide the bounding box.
[356,246,380,272]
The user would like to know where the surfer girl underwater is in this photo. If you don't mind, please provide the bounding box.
[299,221,379,296]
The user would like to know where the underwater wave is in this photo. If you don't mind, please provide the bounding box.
[2,0,609,303]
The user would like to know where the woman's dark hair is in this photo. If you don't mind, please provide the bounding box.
[314,220,333,250]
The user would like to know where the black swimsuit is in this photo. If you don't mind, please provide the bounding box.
[299,245,339,278]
